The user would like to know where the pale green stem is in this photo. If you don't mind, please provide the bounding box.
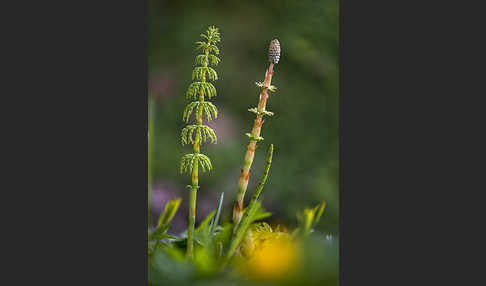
[187,43,211,258]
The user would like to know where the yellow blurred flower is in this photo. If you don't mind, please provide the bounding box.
[239,223,299,280]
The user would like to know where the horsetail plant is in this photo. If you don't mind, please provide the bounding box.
[180,26,221,258]
[233,39,281,229]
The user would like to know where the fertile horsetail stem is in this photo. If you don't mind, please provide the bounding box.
[232,39,280,229]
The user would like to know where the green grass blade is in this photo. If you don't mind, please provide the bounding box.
[157,198,182,227]
[209,192,224,235]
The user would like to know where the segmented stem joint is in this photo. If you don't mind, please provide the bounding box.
[255,81,277,92]
[248,107,274,117]
[245,133,264,141]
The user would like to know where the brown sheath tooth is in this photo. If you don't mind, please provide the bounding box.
[234,201,242,212]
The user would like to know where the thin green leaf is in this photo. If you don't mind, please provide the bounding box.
[149,224,170,241]
[313,201,327,227]
[209,192,224,235]
[157,197,182,227]
[196,210,216,234]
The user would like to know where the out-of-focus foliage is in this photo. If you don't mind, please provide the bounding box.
[148,0,338,236]
[148,198,338,286]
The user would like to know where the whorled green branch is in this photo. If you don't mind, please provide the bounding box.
[183,101,218,123]
[181,125,217,145]
[186,82,217,100]
[180,153,213,174]
[192,66,218,81]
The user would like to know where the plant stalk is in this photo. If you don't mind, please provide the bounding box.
[187,46,209,258]
[246,144,273,211]
[187,181,197,257]
[233,63,275,229]
[187,122,201,258]
[182,26,220,258]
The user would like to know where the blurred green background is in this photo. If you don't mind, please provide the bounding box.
[149,0,338,235]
